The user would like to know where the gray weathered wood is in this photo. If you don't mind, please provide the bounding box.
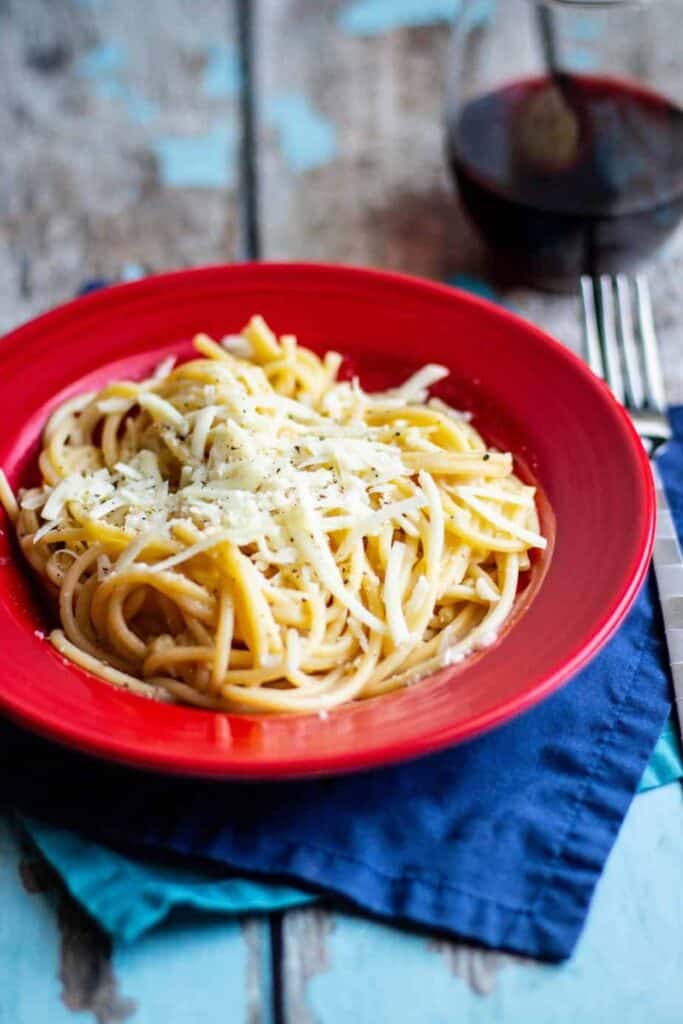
[0,0,240,335]
[256,0,683,401]
[255,0,467,279]
[280,908,332,1024]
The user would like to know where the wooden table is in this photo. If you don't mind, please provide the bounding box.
[1,2,682,1021]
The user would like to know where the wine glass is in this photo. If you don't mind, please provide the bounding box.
[445,0,683,289]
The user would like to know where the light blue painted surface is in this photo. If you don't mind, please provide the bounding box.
[151,127,237,189]
[92,78,159,124]
[114,920,263,1024]
[304,784,683,1023]
[114,85,157,126]
[0,817,269,1023]
[573,16,600,42]
[449,272,505,303]
[202,45,241,98]
[266,95,337,173]
[76,41,159,124]
[0,819,78,1024]
[120,262,146,282]
[462,0,496,29]
[567,48,597,72]
[77,40,127,78]
[338,0,461,35]
[75,38,242,178]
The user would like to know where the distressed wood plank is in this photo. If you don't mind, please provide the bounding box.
[279,785,683,1023]
[0,0,240,335]
[113,917,272,1024]
[280,908,332,1024]
[0,815,272,1024]
[508,252,683,403]
[256,0,683,401]
[0,815,120,1024]
[255,0,466,279]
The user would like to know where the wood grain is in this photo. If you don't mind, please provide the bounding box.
[255,0,683,402]
[430,940,531,998]
[280,908,332,1024]
[0,0,240,335]
[18,841,137,1023]
[255,0,474,278]
[56,901,137,1024]
[0,816,273,1024]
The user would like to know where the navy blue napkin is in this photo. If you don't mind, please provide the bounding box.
[1,411,679,961]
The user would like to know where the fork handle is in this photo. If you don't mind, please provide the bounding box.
[651,462,683,733]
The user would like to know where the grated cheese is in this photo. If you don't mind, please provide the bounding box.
[19,344,482,589]
[190,405,218,460]
[221,333,253,358]
[384,542,413,646]
[382,364,449,403]
[97,397,132,415]
[151,356,177,382]
[138,394,189,433]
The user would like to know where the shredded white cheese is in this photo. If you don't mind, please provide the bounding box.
[21,354,432,570]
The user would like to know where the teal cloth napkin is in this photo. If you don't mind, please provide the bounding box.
[20,815,313,941]
[639,719,683,792]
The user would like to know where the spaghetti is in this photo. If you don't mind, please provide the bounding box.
[0,316,546,713]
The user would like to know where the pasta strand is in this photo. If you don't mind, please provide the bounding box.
[0,317,547,713]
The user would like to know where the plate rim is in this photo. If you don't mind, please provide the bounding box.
[0,262,656,778]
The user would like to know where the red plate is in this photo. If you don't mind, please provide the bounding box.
[0,264,654,778]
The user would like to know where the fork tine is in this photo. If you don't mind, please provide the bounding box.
[580,275,605,378]
[615,275,645,408]
[635,275,667,412]
[598,275,625,403]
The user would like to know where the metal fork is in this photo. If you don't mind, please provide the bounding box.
[581,274,683,738]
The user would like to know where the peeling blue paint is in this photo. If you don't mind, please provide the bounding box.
[120,262,145,282]
[77,41,127,78]
[89,77,158,124]
[76,41,158,124]
[87,78,121,101]
[338,0,461,35]
[461,0,495,30]
[117,87,158,125]
[573,16,600,42]
[202,45,241,98]
[151,127,236,189]
[568,47,598,72]
[266,95,337,173]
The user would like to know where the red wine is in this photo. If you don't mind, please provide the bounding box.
[448,75,683,285]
